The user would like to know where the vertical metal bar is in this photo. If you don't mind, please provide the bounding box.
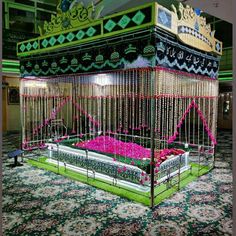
[213,82,219,169]
[86,149,89,180]
[57,143,59,173]
[178,155,181,190]
[150,57,156,208]
[20,80,24,150]
[198,146,200,177]
[213,147,215,168]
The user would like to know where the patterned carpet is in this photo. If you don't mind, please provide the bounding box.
[3,130,232,236]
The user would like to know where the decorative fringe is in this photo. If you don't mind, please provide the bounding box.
[20,67,218,154]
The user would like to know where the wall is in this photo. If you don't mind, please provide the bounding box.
[218,92,232,129]
[3,76,21,132]
[220,48,232,71]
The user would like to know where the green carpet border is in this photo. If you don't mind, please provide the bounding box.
[27,157,211,206]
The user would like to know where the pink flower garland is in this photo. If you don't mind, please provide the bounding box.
[32,96,70,135]
[72,100,100,127]
[167,100,217,145]
[22,141,48,150]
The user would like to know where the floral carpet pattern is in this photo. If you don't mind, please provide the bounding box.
[3,130,232,235]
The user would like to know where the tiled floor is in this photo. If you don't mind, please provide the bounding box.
[2,129,232,235]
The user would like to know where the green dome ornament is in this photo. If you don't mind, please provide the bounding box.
[34,64,40,71]
[71,57,78,66]
[51,61,58,69]
[143,44,156,58]
[95,54,104,64]
[110,51,120,63]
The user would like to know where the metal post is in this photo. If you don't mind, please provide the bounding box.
[150,57,156,208]
[72,78,75,134]
[213,147,215,169]
[57,143,59,173]
[167,168,171,189]
[178,155,181,190]
[86,149,89,180]
[198,146,201,177]
[20,82,24,150]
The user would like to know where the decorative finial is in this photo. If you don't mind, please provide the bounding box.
[39,0,104,36]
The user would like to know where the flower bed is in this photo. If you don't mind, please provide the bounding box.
[74,135,185,164]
